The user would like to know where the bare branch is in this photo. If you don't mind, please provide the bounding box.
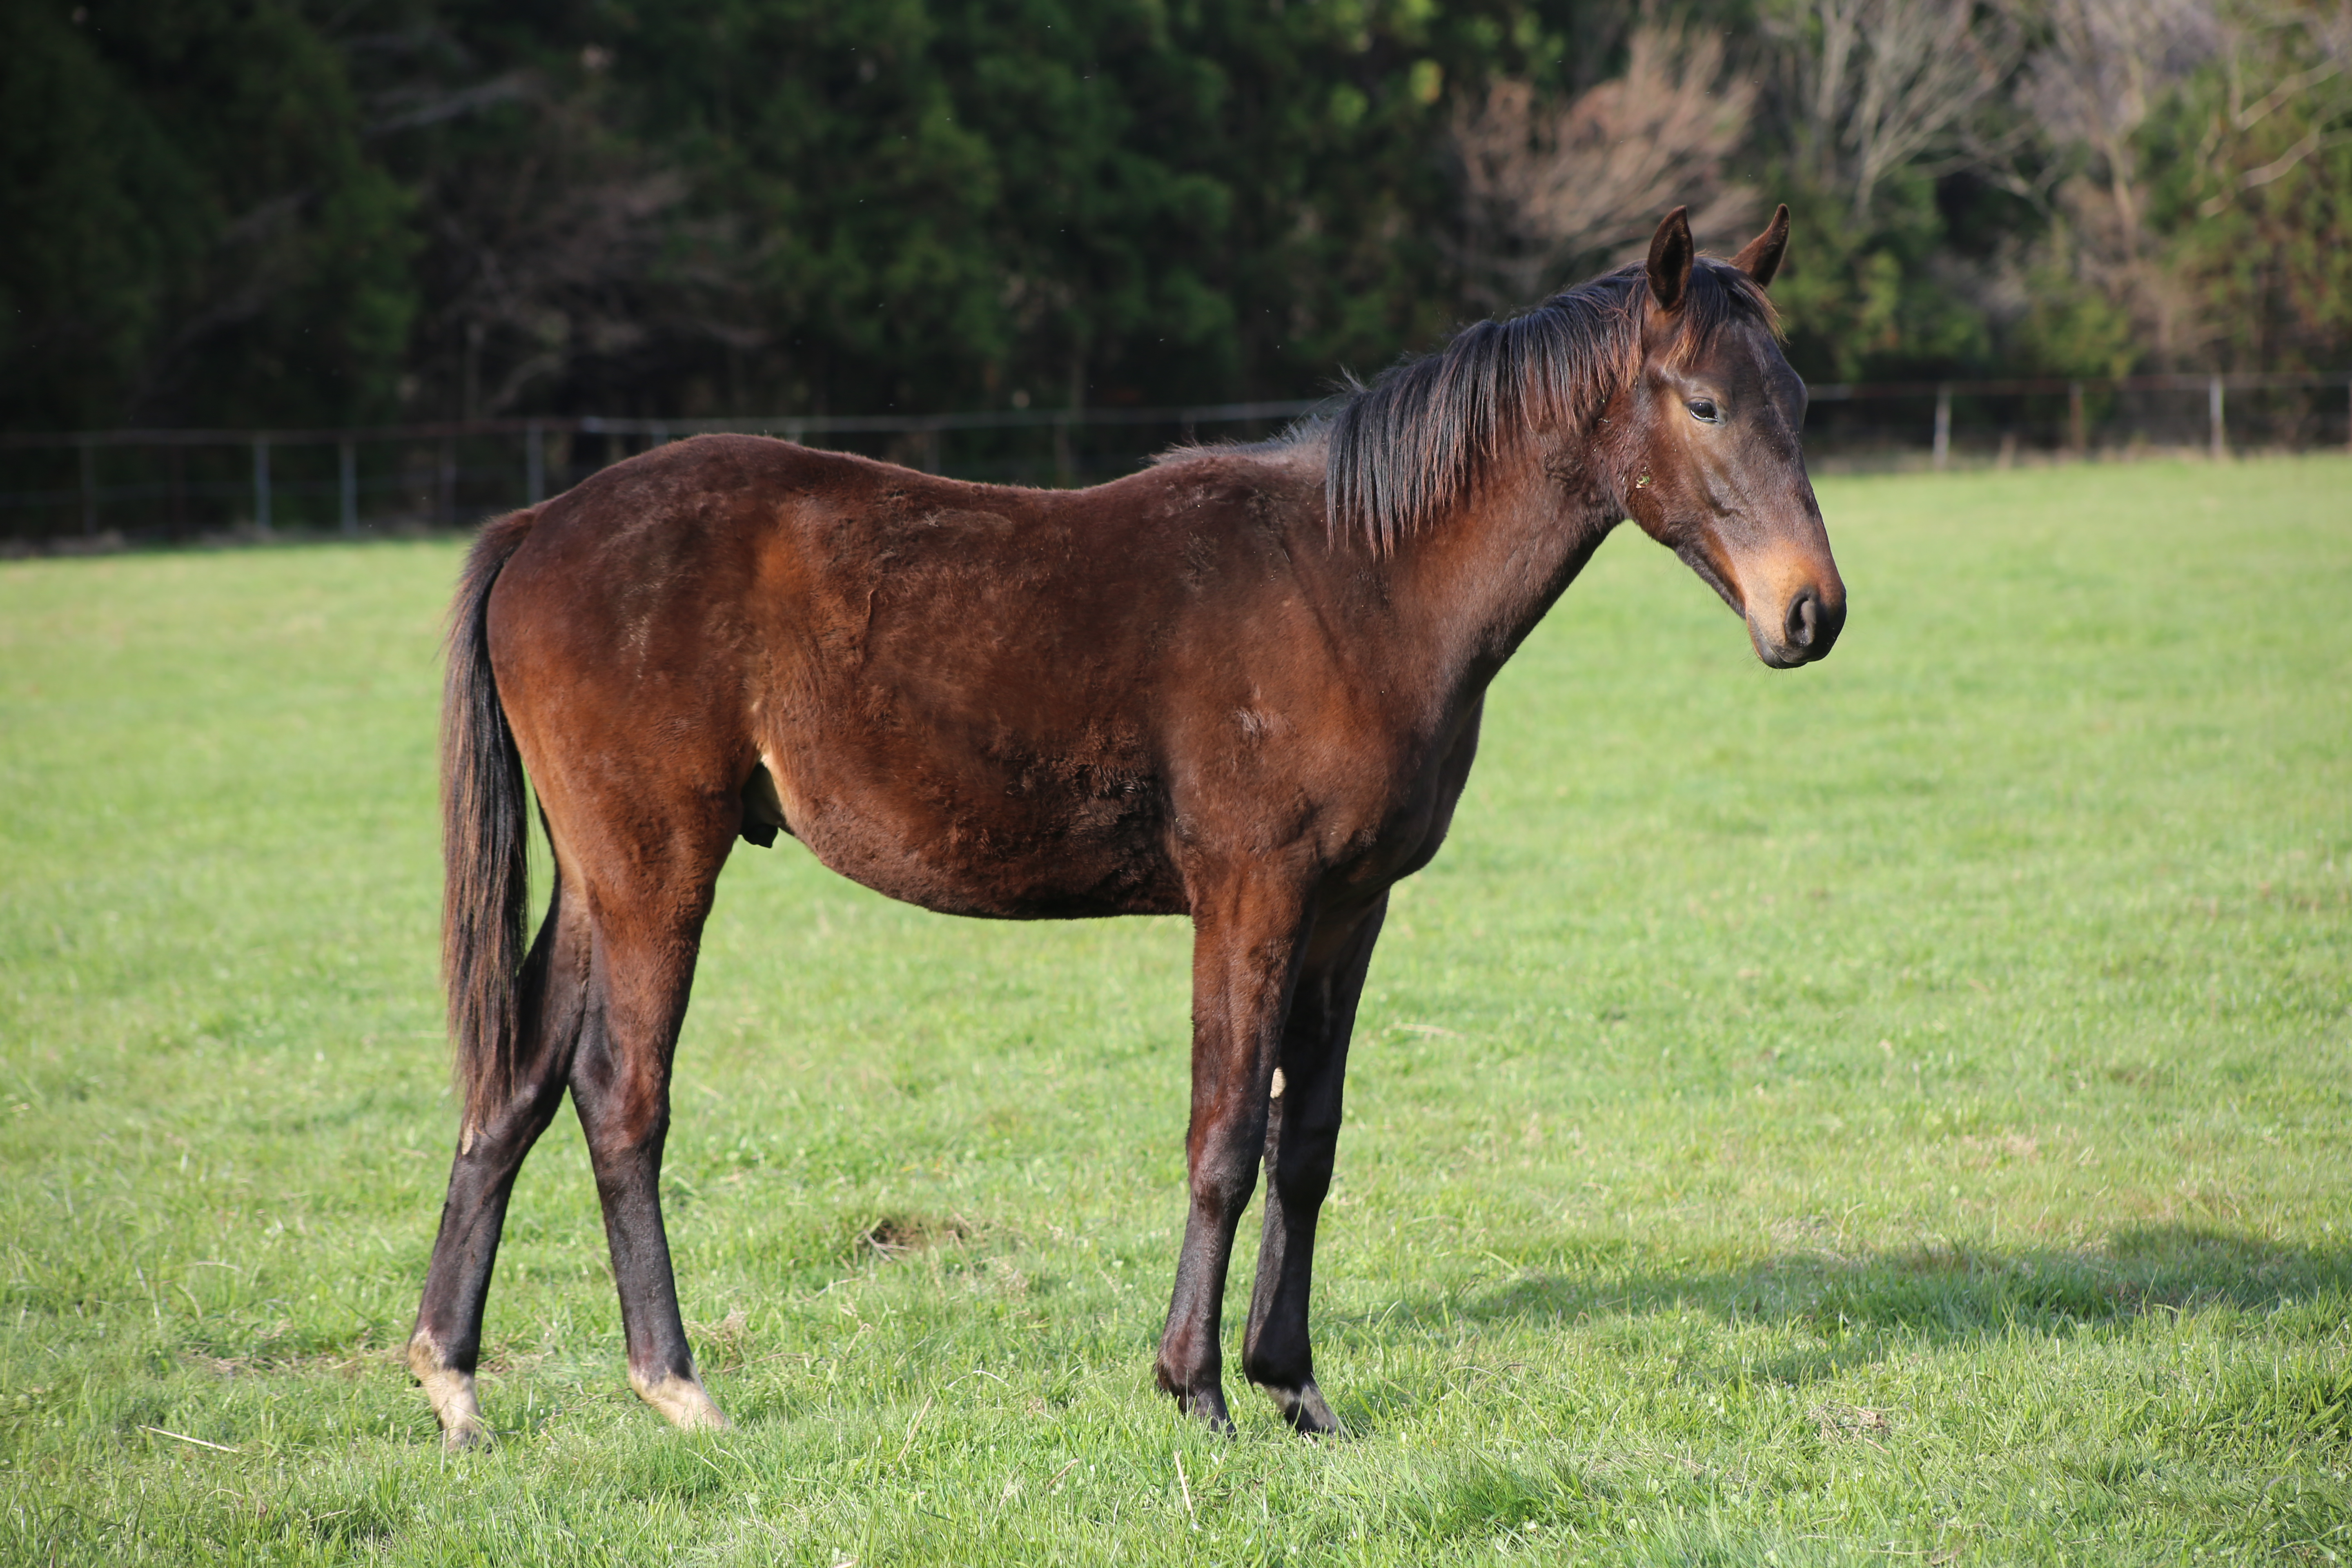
[1451,24,1757,307]
[1846,0,2021,216]
[364,71,534,138]
[1764,0,2025,220]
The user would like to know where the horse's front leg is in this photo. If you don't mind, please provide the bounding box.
[1155,873,1312,1430]
[1243,893,1385,1435]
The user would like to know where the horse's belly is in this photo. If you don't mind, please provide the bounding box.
[789,797,1185,920]
[758,690,1183,918]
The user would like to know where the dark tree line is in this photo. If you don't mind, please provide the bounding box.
[4,0,2347,432]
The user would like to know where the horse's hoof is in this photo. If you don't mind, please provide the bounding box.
[409,1332,490,1450]
[440,1414,492,1451]
[1267,1380,1345,1438]
[631,1368,732,1432]
[1178,1385,1234,1434]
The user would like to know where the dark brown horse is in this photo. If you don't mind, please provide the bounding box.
[410,206,1843,1446]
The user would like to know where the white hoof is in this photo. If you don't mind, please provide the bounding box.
[408,1332,490,1448]
[630,1368,731,1432]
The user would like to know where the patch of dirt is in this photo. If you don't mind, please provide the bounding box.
[186,1345,393,1380]
[1959,1132,2041,1168]
[855,1212,973,1260]
[1768,1214,1855,1263]
[1812,1402,1895,1443]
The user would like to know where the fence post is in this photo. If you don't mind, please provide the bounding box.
[78,439,96,537]
[525,420,545,504]
[2208,374,2226,461]
[339,439,358,536]
[438,437,457,526]
[1932,384,1951,471]
[2069,381,2086,458]
[253,438,272,534]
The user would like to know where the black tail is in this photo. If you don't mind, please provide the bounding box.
[441,510,537,1125]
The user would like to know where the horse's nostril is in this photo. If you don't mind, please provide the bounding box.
[1786,589,1819,649]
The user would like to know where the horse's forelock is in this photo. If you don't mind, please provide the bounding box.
[1326,257,1777,551]
[1661,259,1783,369]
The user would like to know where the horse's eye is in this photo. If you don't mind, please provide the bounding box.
[1687,398,1720,424]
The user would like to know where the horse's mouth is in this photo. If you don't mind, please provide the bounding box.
[1673,535,1842,668]
[1672,538,1745,615]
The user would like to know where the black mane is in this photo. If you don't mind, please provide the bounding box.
[1323,259,1777,552]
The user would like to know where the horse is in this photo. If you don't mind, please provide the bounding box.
[408,205,1844,1447]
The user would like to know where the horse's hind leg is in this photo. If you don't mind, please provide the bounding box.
[410,869,589,1447]
[563,801,737,1431]
[1242,895,1386,1437]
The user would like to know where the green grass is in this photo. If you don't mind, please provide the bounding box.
[2,457,2349,1565]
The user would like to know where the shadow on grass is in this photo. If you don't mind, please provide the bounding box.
[1318,1226,2352,1446]
[1378,1225,2352,1347]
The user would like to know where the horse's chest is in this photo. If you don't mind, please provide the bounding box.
[1327,710,1482,891]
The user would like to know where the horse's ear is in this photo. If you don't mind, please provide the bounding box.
[1732,204,1791,287]
[1646,207,1694,313]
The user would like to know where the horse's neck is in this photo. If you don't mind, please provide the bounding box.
[1384,438,1624,701]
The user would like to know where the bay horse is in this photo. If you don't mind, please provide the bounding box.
[409,205,1843,1446]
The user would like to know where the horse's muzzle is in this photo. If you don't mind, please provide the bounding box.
[1753,585,1844,668]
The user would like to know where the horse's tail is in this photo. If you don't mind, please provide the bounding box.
[441,509,537,1126]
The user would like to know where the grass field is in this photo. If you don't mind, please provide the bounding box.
[2,457,2348,1565]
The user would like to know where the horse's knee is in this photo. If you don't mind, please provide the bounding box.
[1187,1152,1261,1227]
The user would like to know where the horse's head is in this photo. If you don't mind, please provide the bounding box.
[1617,205,1844,669]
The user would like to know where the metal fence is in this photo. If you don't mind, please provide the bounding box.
[1805,370,2352,471]
[0,401,1323,550]
[4,371,2347,550]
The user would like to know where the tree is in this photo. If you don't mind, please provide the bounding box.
[0,0,414,430]
[1450,22,1757,310]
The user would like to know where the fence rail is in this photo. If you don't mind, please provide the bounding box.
[5,371,2348,548]
[1806,369,2352,469]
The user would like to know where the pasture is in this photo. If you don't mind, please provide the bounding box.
[2,457,2348,1564]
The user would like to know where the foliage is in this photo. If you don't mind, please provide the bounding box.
[2,457,2350,1561]
[1,0,2347,427]
[1996,0,2352,378]
[2156,9,2352,374]
[0,0,415,430]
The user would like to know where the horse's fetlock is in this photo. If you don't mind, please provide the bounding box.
[1243,1343,1311,1392]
